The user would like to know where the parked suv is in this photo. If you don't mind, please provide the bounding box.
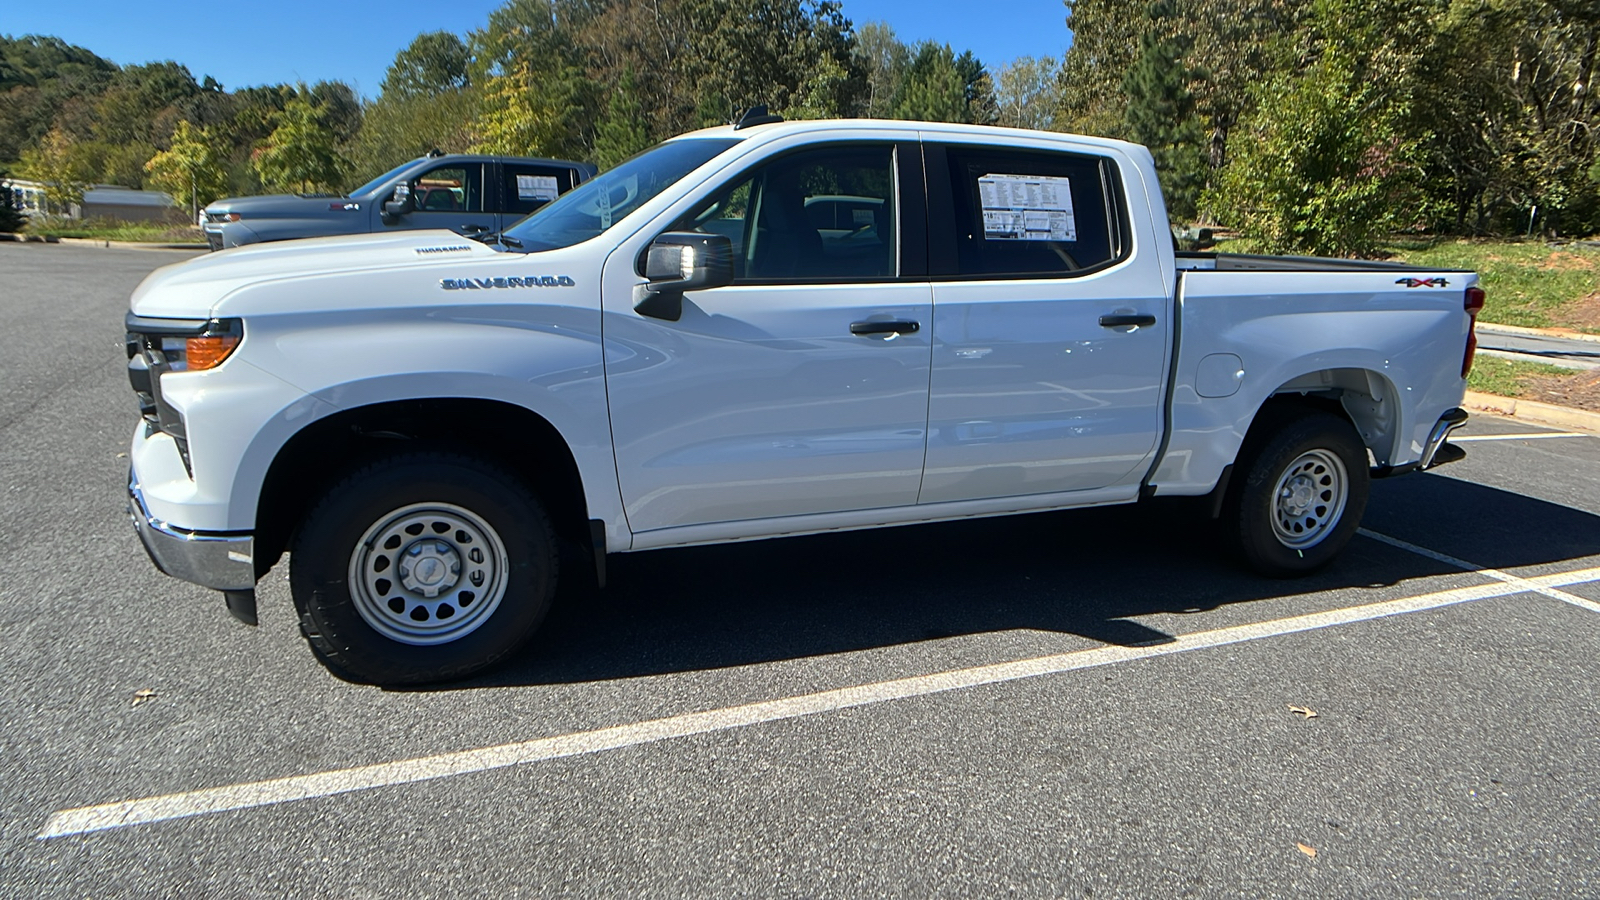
[201,153,598,250]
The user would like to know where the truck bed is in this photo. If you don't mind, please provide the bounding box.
[1177,251,1473,273]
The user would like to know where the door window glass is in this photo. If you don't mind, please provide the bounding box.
[945,147,1121,277]
[672,145,896,282]
[504,166,573,216]
[412,165,482,213]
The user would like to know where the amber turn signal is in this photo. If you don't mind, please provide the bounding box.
[186,334,240,370]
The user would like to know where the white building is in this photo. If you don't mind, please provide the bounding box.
[6,178,184,223]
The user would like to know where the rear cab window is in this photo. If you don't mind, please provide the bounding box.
[502,165,575,216]
[927,143,1129,279]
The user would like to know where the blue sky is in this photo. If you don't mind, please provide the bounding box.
[2,0,1071,98]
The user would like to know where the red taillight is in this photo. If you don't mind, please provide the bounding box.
[1462,286,1486,377]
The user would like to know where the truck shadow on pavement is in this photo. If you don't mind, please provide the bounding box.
[451,471,1600,689]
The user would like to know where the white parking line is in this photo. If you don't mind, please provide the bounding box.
[1451,432,1591,442]
[1358,529,1600,614]
[39,563,1600,840]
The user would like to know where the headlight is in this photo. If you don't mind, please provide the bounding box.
[206,212,242,224]
[156,320,242,372]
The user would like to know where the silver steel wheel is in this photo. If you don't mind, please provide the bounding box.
[1269,449,1349,550]
[347,502,510,646]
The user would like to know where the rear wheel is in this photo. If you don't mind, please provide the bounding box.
[1223,410,1370,577]
[290,453,557,685]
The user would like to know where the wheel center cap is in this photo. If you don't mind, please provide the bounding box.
[1283,477,1316,514]
[397,540,462,599]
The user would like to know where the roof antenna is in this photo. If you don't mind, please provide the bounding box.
[426,148,445,158]
[734,105,785,130]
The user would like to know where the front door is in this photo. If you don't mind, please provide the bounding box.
[603,142,933,536]
[385,162,498,238]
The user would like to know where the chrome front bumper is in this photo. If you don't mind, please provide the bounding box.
[127,477,255,591]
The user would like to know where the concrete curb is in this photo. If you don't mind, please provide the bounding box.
[1478,321,1600,344]
[1463,390,1600,434]
[54,237,205,251]
[0,233,203,250]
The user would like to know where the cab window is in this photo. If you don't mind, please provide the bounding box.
[941,146,1123,278]
[671,144,897,282]
[412,164,483,213]
[503,165,573,216]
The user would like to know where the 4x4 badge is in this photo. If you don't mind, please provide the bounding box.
[441,276,575,290]
[1396,277,1450,288]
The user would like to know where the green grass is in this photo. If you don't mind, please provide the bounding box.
[24,217,206,245]
[1391,240,1599,331]
[1465,355,1575,397]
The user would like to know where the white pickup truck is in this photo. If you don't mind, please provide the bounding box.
[125,117,1481,684]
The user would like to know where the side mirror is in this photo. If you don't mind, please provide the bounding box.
[383,183,414,221]
[633,232,734,321]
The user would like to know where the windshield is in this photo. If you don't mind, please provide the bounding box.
[347,160,419,198]
[503,138,740,252]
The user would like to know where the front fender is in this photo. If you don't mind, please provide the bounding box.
[226,304,624,547]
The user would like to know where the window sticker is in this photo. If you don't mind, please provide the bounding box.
[516,174,560,202]
[978,173,1076,241]
[852,208,875,226]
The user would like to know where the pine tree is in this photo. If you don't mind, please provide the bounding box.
[1122,2,1207,221]
[594,68,650,169]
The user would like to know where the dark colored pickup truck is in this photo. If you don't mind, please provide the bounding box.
[201,152,598,250]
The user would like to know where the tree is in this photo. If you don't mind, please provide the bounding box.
[0,35,116,163]
[1206,0,1427,255]
[381,31,472,99]
[473,60,562,155]
[1122,6,1207,220]
[853,22,909,118]
[994,55,1060,130]
[893,42,969,122]
[145,120,227,220]
[594,67,650,167]
[18,126,90,213]
[252,95,345,193]
[955,50,998,124]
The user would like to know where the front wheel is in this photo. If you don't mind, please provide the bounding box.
[1223,410,1370,577]
[290,453,558,685]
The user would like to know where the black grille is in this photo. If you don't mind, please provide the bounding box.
[205,231,224,251]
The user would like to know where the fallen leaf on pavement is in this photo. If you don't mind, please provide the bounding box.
[1297,843,1318,858]
[1288,705,1319,719]
[131,689,157,707]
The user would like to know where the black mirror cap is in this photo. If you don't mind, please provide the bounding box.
[383,183,414,220]
[641,232,734,293]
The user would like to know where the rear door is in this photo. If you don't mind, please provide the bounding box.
[919,139,1169,504]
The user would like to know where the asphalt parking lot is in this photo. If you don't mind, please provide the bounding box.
[2,241,1598,898]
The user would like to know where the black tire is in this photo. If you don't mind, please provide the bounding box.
[1223,409,1370,577]
[290,452,558,685]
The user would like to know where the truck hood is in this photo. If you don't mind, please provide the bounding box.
[205,193,366,219]
[130,230,501,318]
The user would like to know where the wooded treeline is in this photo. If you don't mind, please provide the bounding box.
[1,1,1048,217]
[1063,0,1600,252]
[4,0,1598,254]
